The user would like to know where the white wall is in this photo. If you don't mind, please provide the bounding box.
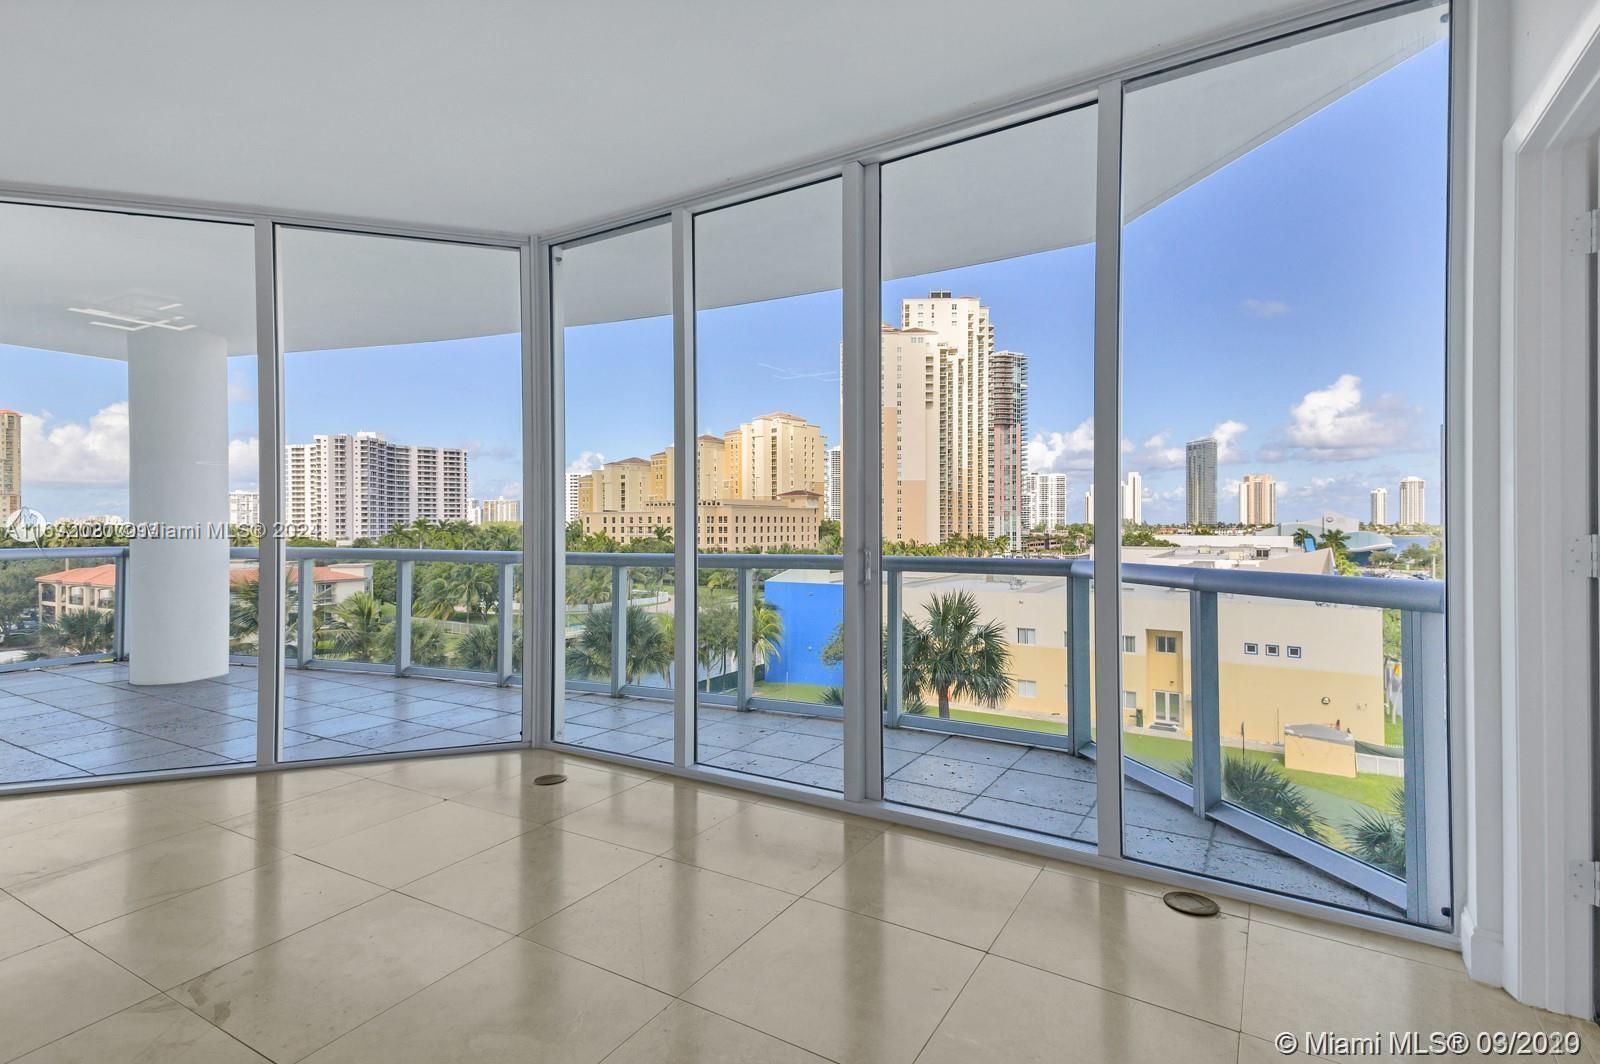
[1460,0,1600,1016]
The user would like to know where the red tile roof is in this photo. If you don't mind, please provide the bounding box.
[230,566,367,585]
[35,564,117,587]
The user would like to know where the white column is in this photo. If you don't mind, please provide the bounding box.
[126,328,230,685]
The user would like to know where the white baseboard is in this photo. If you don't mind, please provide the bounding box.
[1460,906,1505,989]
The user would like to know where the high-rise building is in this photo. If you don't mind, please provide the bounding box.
[1370,487,1388,525]
[722,412,825,501]
[1028,472,1069,529]
[0,409,20,526]
[1186,437,1218,526]
[646,436,724,504]
[1123,471,1143,525]
[565,472,582,518]
[1399,476,1425,525]
[880,325,942,543]
[285,432,469,541]
[477,497,521,524]
[578,456,650,514]
[1239,473,1276,526]
[825,445,842,522]
[1084,485,1093,524]
[228,490,260,529]
[887,295,1029,547]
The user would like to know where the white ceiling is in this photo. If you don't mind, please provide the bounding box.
[1,0,1336,238]
[0,0,1442,358]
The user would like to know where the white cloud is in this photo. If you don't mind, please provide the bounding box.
[1278,375,1415,460]
[228,437,259,489]
[1243,298,1290,318]
[18,404,129,484]
[566,450,606,475]
[1211,419,1248,462]
[1124,432,1184,470]
[1028,419,1093,473]
[498,482,523,500]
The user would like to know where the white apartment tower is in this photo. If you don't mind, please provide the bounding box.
[228,490,260,529]
[477,497,521,524]
[1123,471,1143,525]
[285,432,469,541]
[1028,473,1069,529]
[1239,473,1277,526]
[1370,487,1388,525]
[1399,476,1425,525]
[565,472,582,519]
[825,445,842,522]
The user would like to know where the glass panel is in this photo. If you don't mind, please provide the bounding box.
[555,219,677,761]
[694,181,843,790]
[1117,2,1450,926]
[0,203,257,782]
[277,226,523,761]
[879,107,1098,838]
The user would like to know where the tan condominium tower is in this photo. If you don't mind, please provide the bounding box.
[1370,487,1388,525]
[722,412,825,501]
[0,409,19,525]
[1239,472,1277,526]
[648,436,724,504]
[1399,475,1425,525]
[894,292,1028,549]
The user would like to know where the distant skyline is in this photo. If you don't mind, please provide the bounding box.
[2,40,1446,532]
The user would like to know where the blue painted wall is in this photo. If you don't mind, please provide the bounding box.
[762,578,844,688]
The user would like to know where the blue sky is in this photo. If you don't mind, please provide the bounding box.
[5,38,1445,529]
[565,39,1448,526]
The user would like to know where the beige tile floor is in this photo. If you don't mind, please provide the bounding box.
[0,747,1583,1064]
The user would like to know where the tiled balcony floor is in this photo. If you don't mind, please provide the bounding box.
[0,663,521,784]
[559,692,1402,916]
[0,662,1396,918]
[0,745,1537,1063]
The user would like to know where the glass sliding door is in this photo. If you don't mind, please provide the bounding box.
[0,203,258,783]
[692,181,845,790]
[275,227,524,762]
[1116,1,1451,925]
[877,108,1099,838]
[553,219,678,762]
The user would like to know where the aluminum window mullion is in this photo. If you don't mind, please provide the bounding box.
[253,219,284,769]
[671,207,697,771]
[841,161,884,803]
[1091,81,1125,860]
[523,240,546,748]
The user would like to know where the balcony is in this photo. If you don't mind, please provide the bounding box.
[0,544,1444,924]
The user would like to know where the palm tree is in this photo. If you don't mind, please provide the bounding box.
[750,599,783,669]
[408,619,451,667]
[47,609,113,656]
[1182,755,1323,840]
[416,562,498,622]
[696,601,738,691]
[1292,528,1316,550]
[321,592,394,663]
[566,605,673,685]
[1344,784,1406,876]
[454,623,501,672]
[229,590,259,653]
[1319,528,1351,556]
[901,591,1013,719]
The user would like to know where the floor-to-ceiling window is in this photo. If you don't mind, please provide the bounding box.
[691,181,846,790]
[1116,1,1450,926]
[877,108,1100,837]
[554,219,678,762]
[274,227,525,763]
[0,203,258,784]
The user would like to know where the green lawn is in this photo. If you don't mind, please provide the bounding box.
[1119,732,1401,854]
[754,681,833,703]
[899,706,1068,735]
[1384,717,1404,746]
